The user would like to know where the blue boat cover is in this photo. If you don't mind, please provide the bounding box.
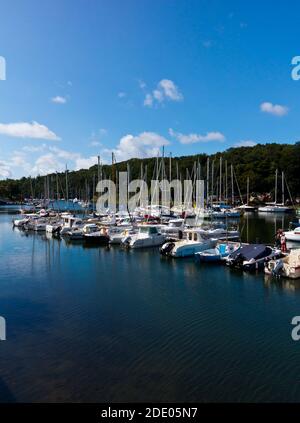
[229,244,269,260]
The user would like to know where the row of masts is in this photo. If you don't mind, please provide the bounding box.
[29,152,290,207]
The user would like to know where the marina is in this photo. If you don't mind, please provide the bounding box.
[1,204,300,402]
[1,0,300,410]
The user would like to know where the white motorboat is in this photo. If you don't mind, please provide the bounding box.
[109,227,137,245]
[284,227,300,242]
[199,227,240,240]
[258,205,291,213]
[121,225,165,249]
[209,208,241,219]
[238,204,256,212]
[46,219,63,233]
[24,218,48,232]
[33,221,48,232]
[225,244,282,271]
[59,215,84,236]
[160,229,217,258]
[195,242,241,263]
[65,223,99,240]
[265,249,300,279]
[13,217,30,227]
[160,218,185,240]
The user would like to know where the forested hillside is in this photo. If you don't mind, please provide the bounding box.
[0,143,299,201]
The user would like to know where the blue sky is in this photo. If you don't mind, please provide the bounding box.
[0,0,300,178]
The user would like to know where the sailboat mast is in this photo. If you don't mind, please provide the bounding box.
[225,160,228,203]
[211,160,214,204]
[282,171,284,205]
[219,156,222,203]
[247,177,249,205]
[97,156,101,184]
[206,157,210,206]
[231,164,234,205]
[275,169,278,204]
[65,165,68,203]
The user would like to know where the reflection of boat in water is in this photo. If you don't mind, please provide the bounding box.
[265,249,300,279]
[225,244,282,271]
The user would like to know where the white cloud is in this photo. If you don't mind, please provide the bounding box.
[103,131,170,162]
[22,144,47,153]
[0,145,100,179]
[143,93,153,107]
[0,160,11,178]
[144,79,183,107]
[0,121,61,140]
[51,95,67,104]
[89,129,107,147]
[169,128,225,144]
[118,92,126,98]
[31,153,65,175]
[75,156,98,170]
[48,146,78,161]
[90,141,101,147]
[139,79,146,89]
[30,149,97,175]
[234,140,257,147]
[159,79,183,101]
[260,102,288,116]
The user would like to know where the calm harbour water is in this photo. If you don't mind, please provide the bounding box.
[0,208,300,402]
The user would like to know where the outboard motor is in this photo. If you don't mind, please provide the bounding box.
[53,225,61,235]
[272,259,284,277]
[160,242,175,256]
[121,235,132,248]
[232,252,244,269]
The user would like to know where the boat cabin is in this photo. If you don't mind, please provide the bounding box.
[62,215,83,228]
[138,225,160,235]
[184,229,203,242]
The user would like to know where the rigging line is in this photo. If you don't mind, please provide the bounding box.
[233,167,243,204]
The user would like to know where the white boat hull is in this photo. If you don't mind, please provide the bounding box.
[170,239,217,258]
[128,234,166,249]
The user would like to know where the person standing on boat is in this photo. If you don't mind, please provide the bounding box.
[275,230,281,248]
[280,232,287,253]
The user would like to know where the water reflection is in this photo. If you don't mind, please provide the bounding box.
[2,210,300,402]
